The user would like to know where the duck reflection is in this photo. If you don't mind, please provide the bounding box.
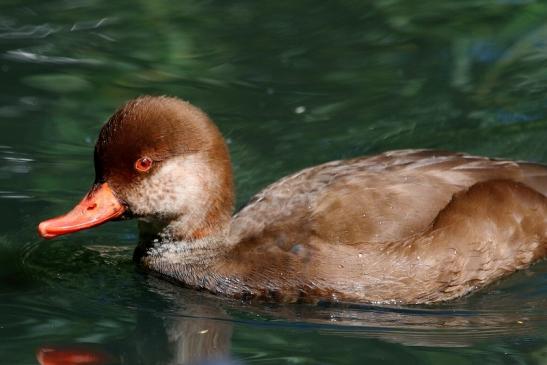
[36,275,236,365]
[133,278,234,365]
[36,272,547,364]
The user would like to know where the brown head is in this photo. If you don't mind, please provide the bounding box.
[38,96,234,241]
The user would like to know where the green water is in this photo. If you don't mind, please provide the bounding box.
[1,0,547,364]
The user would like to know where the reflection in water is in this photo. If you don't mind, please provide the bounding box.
[129,279,234,365]
[33,277,234,365]
[32,270,547,364]
[37,345,115,365]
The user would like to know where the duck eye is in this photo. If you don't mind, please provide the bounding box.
[135,157,153,172]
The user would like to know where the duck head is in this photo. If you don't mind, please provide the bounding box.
[38,96,234,241]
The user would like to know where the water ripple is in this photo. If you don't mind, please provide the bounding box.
[0,145,34,177]
[4,50,101,65]
[69,18,111,32]
[0,23,60,39]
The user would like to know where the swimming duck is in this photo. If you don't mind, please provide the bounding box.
[38,96,547,304]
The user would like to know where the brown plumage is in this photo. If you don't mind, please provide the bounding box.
[38,96,547,304]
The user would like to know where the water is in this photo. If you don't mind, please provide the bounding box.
[1,0,547,364]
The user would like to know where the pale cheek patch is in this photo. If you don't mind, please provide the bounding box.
[125,155,212,224]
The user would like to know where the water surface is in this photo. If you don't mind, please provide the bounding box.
[1,0,547,364]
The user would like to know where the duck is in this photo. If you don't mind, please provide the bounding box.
[37,96,547,304]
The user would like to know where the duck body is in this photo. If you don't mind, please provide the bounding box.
[141,150,547,304]
[38,96,547,304]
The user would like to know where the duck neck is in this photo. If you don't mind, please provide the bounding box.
[134,217,231,291]
[136,183,235,267]
[135,217,231,264]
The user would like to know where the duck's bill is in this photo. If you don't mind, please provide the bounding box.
[38,183,125,239]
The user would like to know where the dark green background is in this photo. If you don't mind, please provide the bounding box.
[1,0,547,364]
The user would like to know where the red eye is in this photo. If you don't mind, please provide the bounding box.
[135,157,153,172]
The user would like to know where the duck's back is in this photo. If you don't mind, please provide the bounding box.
[230,149,547,246]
